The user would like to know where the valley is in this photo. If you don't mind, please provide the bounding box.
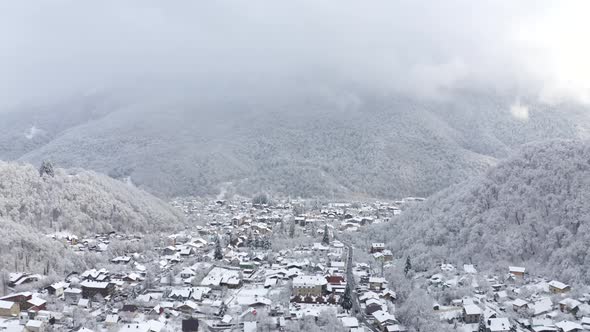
[1,194,589,332]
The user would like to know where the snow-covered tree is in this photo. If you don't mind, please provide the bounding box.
[39,160,55,177]
[254,237,261,249]
[279,221,285,234]
[247,231,254,248]
[478,314,486,332]
[214,237,223,260]
[252,193,269,205]
[396,288,453,332]
[404,255,412,276]
[322,224,330,245]
[263,237,271,250]
[289,221,295,238]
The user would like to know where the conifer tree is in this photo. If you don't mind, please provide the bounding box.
[322,224,330,245]
[214,237,223,260]
[39,160,55,177]
[341,283,353,311]
[404,255,412,276]
[289,221,295,238]
[478,314,486,332]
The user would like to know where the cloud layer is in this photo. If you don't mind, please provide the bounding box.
[1,0,589,107]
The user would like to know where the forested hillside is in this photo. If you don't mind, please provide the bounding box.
[2,88,589,198]
[0,218,86,277]
[363,140,590,283]
[0,161,184,234]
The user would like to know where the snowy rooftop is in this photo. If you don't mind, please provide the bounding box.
[463,304,482,315]
[548,280,569,289]
[0,300,15,310]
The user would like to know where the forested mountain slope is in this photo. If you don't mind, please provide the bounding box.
[366,140,590,282]
[2,87,589,198]
[0,161,184,234]
[0,218,86,277]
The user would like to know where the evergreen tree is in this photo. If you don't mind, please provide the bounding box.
[478,314,486,332]
[404,255,412,275]
[168,270,174,286]
[341,283,353,311]
[214,237,223,260]
[263,237,271,249]
[0,272,7,296]
[279,221,285,234]
[39,160,55,177]
[289,221,295,238]
[252,193,269,205]
[322,224,330,245]
[247,231,254,248]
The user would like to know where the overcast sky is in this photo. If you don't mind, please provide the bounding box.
[1,0,589,108]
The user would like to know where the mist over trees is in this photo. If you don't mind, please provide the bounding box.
[361,140,590,283]
[1,90,588,199]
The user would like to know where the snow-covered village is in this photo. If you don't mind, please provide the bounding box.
[4,2,590,331]
[1,197,589,332]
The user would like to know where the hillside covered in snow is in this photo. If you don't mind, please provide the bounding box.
[364,140,590,283]
[2,88,589,199]
[0,161,184,235]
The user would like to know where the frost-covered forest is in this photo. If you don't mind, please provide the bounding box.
[0,161,184,234]
[357,140,590,283]
[0,217,87,276]
[2,89,589,199]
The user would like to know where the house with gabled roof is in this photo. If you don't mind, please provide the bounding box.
[80,280,114,299]
[369,277,387,291]
[549,280,570,294]
[463,304,482,323]
[370,243,385,253]
[372,310,398,330]
[0,300,19,317]
[509,266,525,278]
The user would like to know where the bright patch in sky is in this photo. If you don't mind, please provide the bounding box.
[514,1,590,103]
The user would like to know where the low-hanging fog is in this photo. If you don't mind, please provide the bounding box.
[1,0,589,105]
[1,0,589,199]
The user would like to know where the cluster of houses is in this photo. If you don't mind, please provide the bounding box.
[1,196,416,332]
[11,196,590,332]
[48,232,143,253]
[170,197,407,236]
[357,237,590,332]
[13,195,590,332]
[420,263,590,332]
[4,195,587,332]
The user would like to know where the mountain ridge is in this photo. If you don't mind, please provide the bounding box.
[2,88,588,199]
